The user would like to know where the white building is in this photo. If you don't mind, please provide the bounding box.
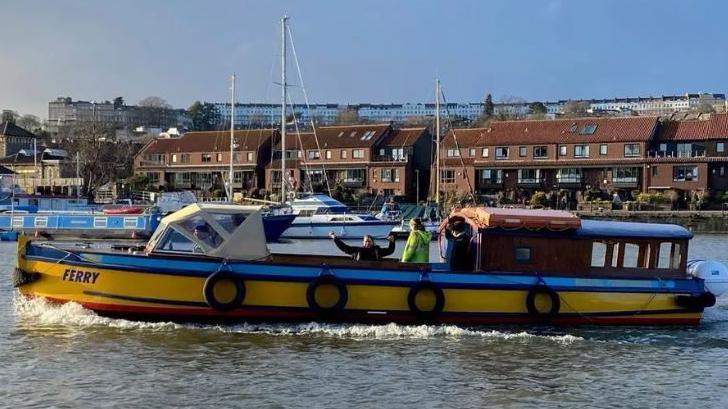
[589,93,725,115]
[215,103,342,127]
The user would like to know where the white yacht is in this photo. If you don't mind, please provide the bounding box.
[280,194,397,239]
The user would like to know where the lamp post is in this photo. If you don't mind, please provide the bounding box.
[415,169,420,204]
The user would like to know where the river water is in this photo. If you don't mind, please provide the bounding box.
[2,236,728,408]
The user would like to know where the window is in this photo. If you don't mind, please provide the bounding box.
[481,147,489,158]
[613,167,639,183]
[447,148,460,157]
[233,171,243,184]
[517,169,540,183]
[171,154,177,163]
[580,124,598,135]
[381,168,400,183]
[232,152,239,163]
[556,168,581,183]
[591,241,607,267]
[673,166,698,182]
[600,144,608,155]
[440,169,455,183]
[146,172,160,184]
[514,247,532,263]
[480,169,503,184]
[247,152,254,162]
[519,146,527,157]
[392,148,404,160]
[624,144,641,157]
[345,169,364,182]
[652,166,658,176]
[533,146,547,159]
[469,148,476,157]
[284,150,298,159]
[574,145,589,158]
[495,147,509,159]
[353,149,364,159]
[216,153,223,162]
[181,154,190,163]
[341,149,348,159]
[718,142,725,153]
[325,150,332,159]
[308,150,320,160]
[201,153,212,162]
[559,145,567,156]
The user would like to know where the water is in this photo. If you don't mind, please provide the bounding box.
[2,236,728,408]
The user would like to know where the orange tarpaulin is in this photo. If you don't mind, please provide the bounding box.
[439,207,581,232]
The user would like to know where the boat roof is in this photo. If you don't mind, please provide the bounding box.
[576,219,693,240]
[147,203,269,260]
[291,194,347,208]
[444,207,692,240]
[446,207,582,231]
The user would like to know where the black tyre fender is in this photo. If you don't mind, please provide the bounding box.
[306,275,348,315]
[407,281,445,319]
[675,292,716,310]
[203,270,246,311]
[526,285,560,319]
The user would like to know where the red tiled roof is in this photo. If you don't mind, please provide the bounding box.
[272,124,392,150]
[140,129,276,156]
[656,113,728,141]
[383,127,429,147]
[443,116,658,147]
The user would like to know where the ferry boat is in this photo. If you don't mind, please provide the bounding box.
[13,204,728,326]
[281,194,397,239]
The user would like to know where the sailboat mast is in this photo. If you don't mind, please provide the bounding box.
[280,16,288,203]
[229,73,235,202]
[435,79,441,206]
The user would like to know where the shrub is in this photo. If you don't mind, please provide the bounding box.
[530,191,547,207]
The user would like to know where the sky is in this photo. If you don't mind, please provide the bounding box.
[2,0,727,119]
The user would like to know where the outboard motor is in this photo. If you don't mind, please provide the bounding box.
[687,260,728,298]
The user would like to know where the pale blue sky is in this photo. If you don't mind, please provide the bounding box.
[1,0,727,118]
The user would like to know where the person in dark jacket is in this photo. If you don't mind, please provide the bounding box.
[329,232,395,261]
[445,220,473,271]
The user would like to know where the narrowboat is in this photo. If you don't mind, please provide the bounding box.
[13,204,728,326]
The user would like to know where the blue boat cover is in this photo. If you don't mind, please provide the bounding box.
[576,219,693,240]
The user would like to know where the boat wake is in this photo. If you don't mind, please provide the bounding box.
[12,294,582,344]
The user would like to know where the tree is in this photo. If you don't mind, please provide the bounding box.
[1,110,18,123]
[188,101,220,131]
[697,102,716,114]
[334,108,360,125]
[16,114,41,131]
[138,96,171,108]
[113,97,125,109]
[484,94,494,118]
[563,100,591,117]
[56,122,139,196]
[528,101,547,115]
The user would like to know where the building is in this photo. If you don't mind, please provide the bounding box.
[439,117,659,204]
[0,121,38,157]
[134,129,276,195]
[215,103,342,128]
[48,97,191,139]
[589,93,726,116]
[0,148,82,195]
[649,113,728,193]
[265,124,431,201]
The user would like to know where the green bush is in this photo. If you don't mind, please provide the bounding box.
[530,191,547,207]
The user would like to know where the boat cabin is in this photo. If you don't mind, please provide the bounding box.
[144,203,269,260]
[441,207,691,278]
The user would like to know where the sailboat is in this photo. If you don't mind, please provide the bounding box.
[275,17,397,239]
[221,74,295,242]
[389,79,444,238]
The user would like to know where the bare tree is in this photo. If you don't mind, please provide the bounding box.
[563,100,591,117]
[138,96,172,108]
[56,122,140,197]
[334,108,361,125]
[16,114,41,131]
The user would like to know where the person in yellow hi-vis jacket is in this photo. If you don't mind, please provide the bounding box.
[401,218,432,263]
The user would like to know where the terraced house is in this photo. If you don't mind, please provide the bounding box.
[439,117,660,204]
[134,129,275,194]
[265,124,431,201]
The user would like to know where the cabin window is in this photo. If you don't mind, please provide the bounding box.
[591,241,607,267]
[210,212,246,234]
[622,243,640,268]
[179,216,223,249]
[514,247,532,263]
[157,229,196,252]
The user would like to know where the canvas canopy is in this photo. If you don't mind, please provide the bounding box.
[145,203,269,260]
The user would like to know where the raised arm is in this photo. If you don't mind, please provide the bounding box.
[333,237,356,255]
[380,235,396,258]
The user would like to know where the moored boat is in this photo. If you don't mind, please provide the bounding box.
[102,205,145,215]
[13,204,728,326]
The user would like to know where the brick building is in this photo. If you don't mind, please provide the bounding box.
[134,129,276,194]
[265,124,431,201]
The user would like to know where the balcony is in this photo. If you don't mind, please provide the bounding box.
[648,150,706,158]
[517,178,541,187]
[373,155,409,162]
[342,178,365,187]
[612,176,639,188]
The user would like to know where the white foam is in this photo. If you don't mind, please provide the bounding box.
[11,293,583,344]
